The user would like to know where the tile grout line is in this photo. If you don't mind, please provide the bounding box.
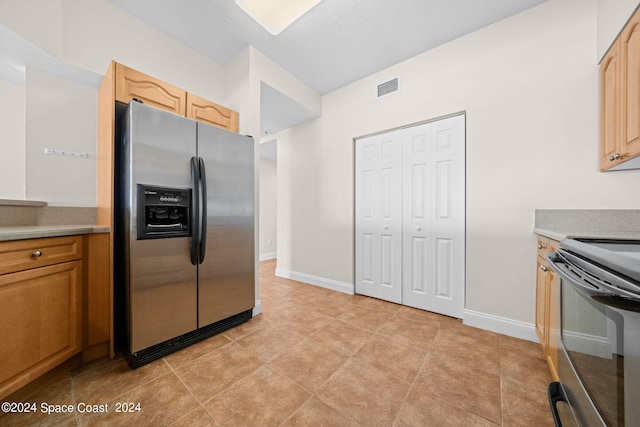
[391,323,440,427]
[166,354,248,426]
[69,372,81,427]
[276,394,314,427]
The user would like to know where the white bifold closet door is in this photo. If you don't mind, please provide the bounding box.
[355,114,465,318]
[354,130,403,304]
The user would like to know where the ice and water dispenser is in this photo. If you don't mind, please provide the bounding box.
[137,184,191,240]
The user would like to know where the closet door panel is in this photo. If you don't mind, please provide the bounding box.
[355,131,402,304]
[435,238,453,298]
[402,115,465,317]
[429,116,465,318]
[402,127,431,310]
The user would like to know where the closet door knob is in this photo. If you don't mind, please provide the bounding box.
[417,227,422,232]
[383,225,389,230]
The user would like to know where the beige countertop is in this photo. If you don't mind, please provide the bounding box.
[0,225,109,241]
[534,209,640,242]
[534,227,640,242]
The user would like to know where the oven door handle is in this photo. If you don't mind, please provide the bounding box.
[546,252,611,299]
[548,382,567,427]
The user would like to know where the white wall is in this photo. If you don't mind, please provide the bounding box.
[597,0,639,61]
[25,69,97,206]
[251,48,321,117]
[0,0,228,206]
[276,0,640,332]
[259,157,277,260]
[0,79,26,199]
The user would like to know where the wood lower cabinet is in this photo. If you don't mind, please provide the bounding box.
[601,6,640,170]
[0,236,83,399]
[535,236,559,381]
[84,233,110,361]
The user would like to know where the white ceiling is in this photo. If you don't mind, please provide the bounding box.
[106,0,547,95]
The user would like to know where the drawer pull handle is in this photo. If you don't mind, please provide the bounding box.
[31,250,43,258]
[540,265,548,272]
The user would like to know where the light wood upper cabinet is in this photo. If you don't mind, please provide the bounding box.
[0,236,82,399]
[115,63,186,115]
[601,7,640,170]
[186,92,239,132]
[112,62,240,133]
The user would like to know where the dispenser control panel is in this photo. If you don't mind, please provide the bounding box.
[137,184,191,240]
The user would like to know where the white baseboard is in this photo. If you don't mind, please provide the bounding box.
[253,299,262,316]
[275,268,354,295]
[267,271,536,343]
[259,252,277,261]
[463,309,539,343]
[563,330,612,358]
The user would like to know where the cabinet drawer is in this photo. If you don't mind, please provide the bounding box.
[536,237,550,258]
[0,236,82,276]
[536,237,560,259]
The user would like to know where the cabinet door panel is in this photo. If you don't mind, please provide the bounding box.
[547,267,559,381]
[622,15,640,159]
[600,40,621,170]
[0,261,82,397]
[186,93,239,132]
[115,63,186,115]
[535,238,560,381]
[535,256,548,345]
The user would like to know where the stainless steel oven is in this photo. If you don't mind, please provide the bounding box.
[546,239,640,427]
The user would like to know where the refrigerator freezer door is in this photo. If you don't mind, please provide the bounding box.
[197,123,255,327]
[126,102,198,353]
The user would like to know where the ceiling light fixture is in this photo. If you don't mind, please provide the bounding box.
[235,0,322,35]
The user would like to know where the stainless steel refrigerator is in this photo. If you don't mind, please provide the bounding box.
[115,101,255,367]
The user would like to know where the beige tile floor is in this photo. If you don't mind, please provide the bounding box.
[1,259,554,426]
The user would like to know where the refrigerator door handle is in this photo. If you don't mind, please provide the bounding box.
[190,156,200,265]
[198,157,207,264]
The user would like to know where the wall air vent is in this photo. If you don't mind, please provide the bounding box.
[376,77,400,98]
